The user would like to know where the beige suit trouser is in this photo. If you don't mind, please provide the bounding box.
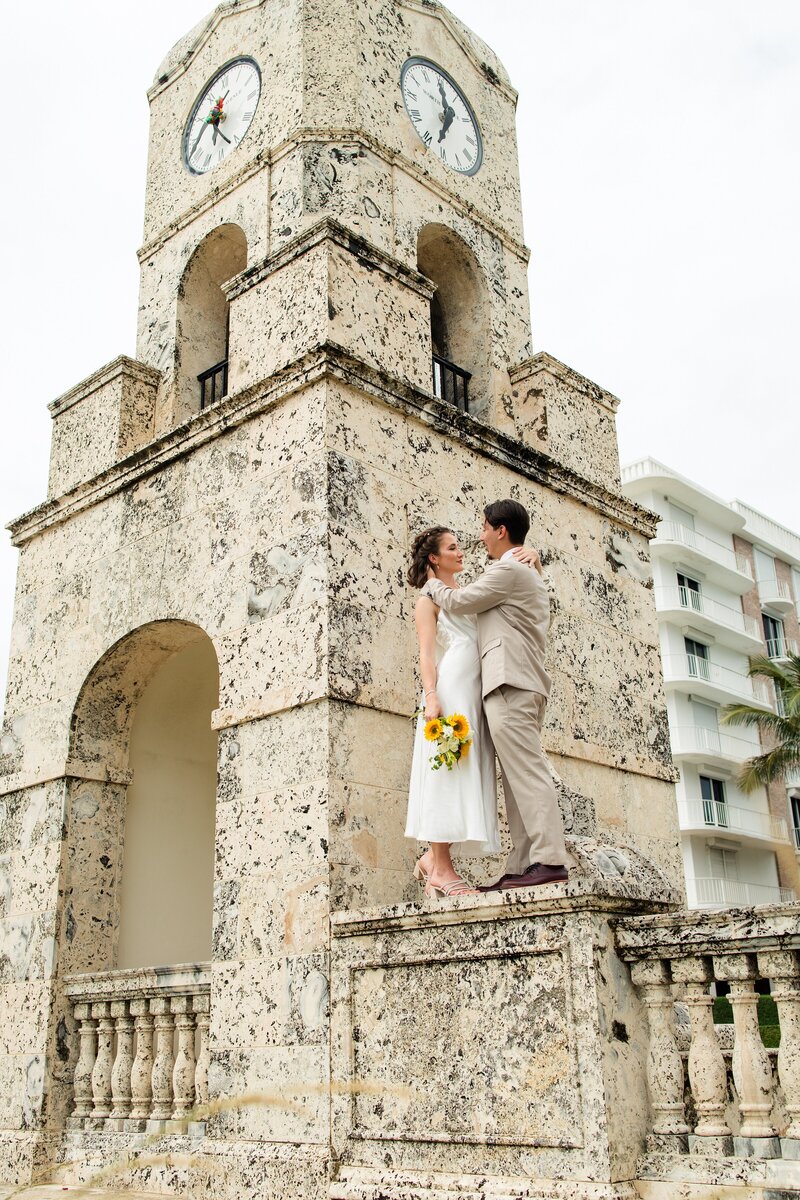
[483,684,567,874]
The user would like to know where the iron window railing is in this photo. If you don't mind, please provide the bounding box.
[432,354,470,412]
[198,359,229,410]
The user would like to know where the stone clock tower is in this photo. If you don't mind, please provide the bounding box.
[0,2,685,1199]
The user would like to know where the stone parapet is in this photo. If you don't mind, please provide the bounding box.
[47,358,160,499]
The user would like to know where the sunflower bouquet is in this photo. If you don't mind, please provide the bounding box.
[423,712,472,771]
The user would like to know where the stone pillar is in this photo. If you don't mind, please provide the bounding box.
[89,1002,114,1126]
[630,959,688,1152]
[108,999,134,1129]
[149,997,175,1127]
[69,1003,97,1128]
[758,948,800,1155]
[171,995,197,1121]
[714,953,779,1157]
[671,955,732,1155]
[129,998,154,1129]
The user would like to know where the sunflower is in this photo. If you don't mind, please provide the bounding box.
[449,714,470,741]
[459,738,472,759]
[424,718,443,741]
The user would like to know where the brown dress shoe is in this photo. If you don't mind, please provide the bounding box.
[477,873,518,893]
[499,863,568,889]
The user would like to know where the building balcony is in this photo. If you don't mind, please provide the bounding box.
[654,586,763,654]
[432,354,470,412]
[758,576,794,613]
[678,797,789,845]
[687,875,795,909]
[766,636,799,662]
[670,724,759,766]
[662,654,771,708]
[650,521,754,594]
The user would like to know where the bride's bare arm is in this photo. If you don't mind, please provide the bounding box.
[414,595,442,719]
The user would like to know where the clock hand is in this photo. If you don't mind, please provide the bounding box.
[216,126,232,145]
[189,123,207,159]
[438,104,455,141]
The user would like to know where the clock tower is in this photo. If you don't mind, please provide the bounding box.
[0,1,681,1197]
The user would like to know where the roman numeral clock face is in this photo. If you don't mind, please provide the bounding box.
[400,57,483,176]
[183,57,261,175]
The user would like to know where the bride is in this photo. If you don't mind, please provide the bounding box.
[404,526,536,897]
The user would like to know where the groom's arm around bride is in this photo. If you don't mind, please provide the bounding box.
[421,499,569,889]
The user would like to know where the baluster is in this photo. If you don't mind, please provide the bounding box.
[171,995,197,1120]
[713,952,779,1157]
[89,1001,114,1126]
[194,993,211,1111]
[631,959,688,1151]
[108,999,134,1128]
[70,1002,97,1128]
[129,998,154,1128]
[149,997,175,1125]
[672,956,733,1155]
[758,949,800,1149]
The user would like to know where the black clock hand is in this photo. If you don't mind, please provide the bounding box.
[189,124,207,159]
[438,104,455,141]
[216,126,232,145]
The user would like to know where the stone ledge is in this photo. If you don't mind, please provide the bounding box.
[510,352,621,415]
[48,357,160,419]
[224,217,436,303]
[615,901,800,960]
[8,343,658,547]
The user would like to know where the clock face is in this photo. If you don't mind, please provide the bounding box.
[400,57,483,176]
[183,57,261,176]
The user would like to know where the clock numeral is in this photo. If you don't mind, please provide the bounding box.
[466,135,476,148]
[461,115,471,123]
[421,67,430,81]
[439,144,446,159]
[405,89,417,102]
[422,130,432,147]
[247,89,258,100]
[217,147,225,161]
[243,111,253,120]
[234,135,241,146]
[219,75,229,90]
[203,153,212,169]
[455,153,462,168]
[463,150,475,165]
[408,107,421,120]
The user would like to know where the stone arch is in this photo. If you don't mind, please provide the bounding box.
[64,620,219,974]
[175,223,247,419]
[417,223,491,412]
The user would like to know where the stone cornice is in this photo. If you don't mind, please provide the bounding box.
[8,342,657,547]
[223,218,436,302]
[48,356,160,419]
[397,0,517,101]
[137,128,530,265]
[615,903,800,959]
[509,352,621,415]
[0,760,132,799]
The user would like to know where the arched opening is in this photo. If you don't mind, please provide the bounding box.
[65,621,219,974]
[417,224,491,413]
[175,223,247,418]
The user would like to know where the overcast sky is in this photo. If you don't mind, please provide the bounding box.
[1,0,798,719]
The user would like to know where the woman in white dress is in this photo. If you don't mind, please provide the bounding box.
[404,527,500,897]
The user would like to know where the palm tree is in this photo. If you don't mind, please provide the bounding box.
[720,653,800,793]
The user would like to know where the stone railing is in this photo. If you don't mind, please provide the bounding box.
[65,963,211,1132]
[616,905,800,1160]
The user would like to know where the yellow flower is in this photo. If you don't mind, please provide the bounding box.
[459,738,472,759]
[424,718,443,742]
[449,714,470,741]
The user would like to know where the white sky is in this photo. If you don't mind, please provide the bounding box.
[1,0,799,719]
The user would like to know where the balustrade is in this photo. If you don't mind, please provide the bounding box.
[616,907,800,1162]
[65,965,211,1132]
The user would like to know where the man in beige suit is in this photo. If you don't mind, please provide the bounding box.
[421,499,568,889]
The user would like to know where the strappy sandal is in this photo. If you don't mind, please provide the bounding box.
[424,877,479,898]
[413,858,430,888]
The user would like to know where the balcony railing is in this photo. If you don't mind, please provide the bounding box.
[654,586,760,642]
[198,359,228,409]
[662,653,770,705]
[653,521,753,580]
[766,636,799,661]
[432,354,470,412]
[758,577,794,610]
[65,964,211,1132]
[687,876,795,908]
[670,724,759,763]
[794,825,800,850]
[677,797,789,843]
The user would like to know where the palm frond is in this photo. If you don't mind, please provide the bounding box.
[720,704,799,739]
[737,744,800,794]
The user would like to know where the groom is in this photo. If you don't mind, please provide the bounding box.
[422,498,568,889]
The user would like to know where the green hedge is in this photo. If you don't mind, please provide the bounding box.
[712,995,780,1047]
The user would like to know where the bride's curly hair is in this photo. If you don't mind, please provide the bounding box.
[407,526,453,589]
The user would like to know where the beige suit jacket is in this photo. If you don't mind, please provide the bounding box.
[422,560,552,699]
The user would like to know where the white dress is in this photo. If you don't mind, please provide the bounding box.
[405,609,500,856]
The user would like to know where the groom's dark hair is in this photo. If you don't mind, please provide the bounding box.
[484,499,530,545]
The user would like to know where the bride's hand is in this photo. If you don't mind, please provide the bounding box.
[424,690,443,720]
[511,546,543,575]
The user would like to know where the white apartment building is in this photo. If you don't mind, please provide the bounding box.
[622,458,800,909]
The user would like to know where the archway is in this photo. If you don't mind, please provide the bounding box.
[65,621,219,973]
[175,223,247,418]
[417,223,491,412]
